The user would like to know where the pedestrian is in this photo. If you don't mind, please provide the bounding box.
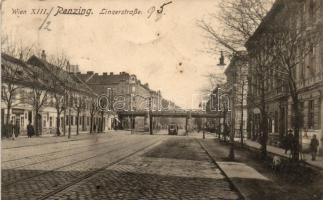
[286,129,294,155]
[10,120,16,140]
[310,134,319,161]
[93,123,96,133]
[27,121,34,138]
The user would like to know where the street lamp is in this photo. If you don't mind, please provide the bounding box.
[217,51,226,66]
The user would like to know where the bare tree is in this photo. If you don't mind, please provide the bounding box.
[200,73,226,95]
[247,29,278,159]
[1,33,34,61]
[73,96,86,135]
[227,53,249,146]
[89,97,98,134]
[198,0,274,159]
[29,83,49,136]
[47,53,69,136]
[269,0,322,161]
[198,0,273,54]
[1,35,36,137]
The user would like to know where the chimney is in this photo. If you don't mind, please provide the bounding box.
[41,50,46,60]
[110,72,113,75]
[103,72,108,76]
[87,71,94,75]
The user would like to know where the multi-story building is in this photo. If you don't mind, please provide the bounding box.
[224,52,248,139]
[246,0,323,149]
[76,71,167,131]
[1,52,112,137]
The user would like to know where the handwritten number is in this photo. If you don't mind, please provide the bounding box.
[157,1,172,14]
[147,6,155,19]
[147,1,172,21]
[44,21,52,31]
[39,7,53,31]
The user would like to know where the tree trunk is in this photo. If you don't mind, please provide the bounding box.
[5,104,11,138]
[292,95,300,162]
[34,109,39,136]
[101,111,104,133]
[63,109,66,136]
[260,83,268,160]
[90,114,93,134]
[240,83,244,145]
[56,112,61,136]
[6,104,11,125]
[76,110,80,135]
[68,108,71,139]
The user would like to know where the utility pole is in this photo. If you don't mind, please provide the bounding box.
[229,83,236,160]
[149,97,153,135]
[67,62,71,139]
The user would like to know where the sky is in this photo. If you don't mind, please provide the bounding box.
[2,0,226,109]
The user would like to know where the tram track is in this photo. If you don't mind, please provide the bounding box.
[2,136,161,188]
[37,138,162,200]
[2,134,126,163]
[2,137,128,170]
[2,134,103,150]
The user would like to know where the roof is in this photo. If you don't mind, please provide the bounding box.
[77,72,130,85]
[27,55,96,97]
[1,53,46,89]
[245,0,285,48]
[224,51,248,75]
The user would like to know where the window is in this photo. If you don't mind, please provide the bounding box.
[71,116,74,125]
[274,111,278,133]
[21,117,24,128]
[309,0,315,23]
[299,102,304,128]
[61,117,64,127]
[1,86,6,99]
[49,117,53,128]
[308,100,314,129]
[268,118,272,133]
[66,117,69,125]
[299,63,305,80]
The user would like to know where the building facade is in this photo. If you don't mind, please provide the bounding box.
[224,53,248,139]
[1,53,112,137]
[246,0,323,149]
[76,71,172,131]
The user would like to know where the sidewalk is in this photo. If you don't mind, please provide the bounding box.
[243,139,323,170]
[199,139,280,200]
[200,139,323,200]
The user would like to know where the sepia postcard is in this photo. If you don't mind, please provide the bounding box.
[1,0,323,199]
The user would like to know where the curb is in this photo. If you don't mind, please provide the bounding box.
[196,139,247,200]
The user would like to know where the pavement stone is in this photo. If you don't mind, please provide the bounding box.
[46,137,240,200]
[2,133,241,200]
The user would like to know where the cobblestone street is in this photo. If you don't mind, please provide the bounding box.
[1,132,240,200]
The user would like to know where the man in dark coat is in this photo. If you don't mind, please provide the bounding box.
[27,122,34,138]
[310,134,319,161]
